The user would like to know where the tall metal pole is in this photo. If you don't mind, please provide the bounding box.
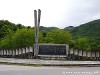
[34,9,41,57]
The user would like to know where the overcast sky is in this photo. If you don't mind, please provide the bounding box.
[0,0,100,28]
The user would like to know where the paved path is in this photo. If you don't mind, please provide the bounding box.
[0,64,100,75]
[0,58,100,66]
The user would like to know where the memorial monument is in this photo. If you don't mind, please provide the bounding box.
[34,9,68,59]
[34,9,41,57]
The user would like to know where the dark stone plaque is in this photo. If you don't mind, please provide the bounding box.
[38,44,66,55]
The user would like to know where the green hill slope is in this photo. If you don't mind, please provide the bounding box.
[70,19,100,46]
[0,20,25,39]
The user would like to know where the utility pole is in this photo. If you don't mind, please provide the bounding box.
[34,9,41,57]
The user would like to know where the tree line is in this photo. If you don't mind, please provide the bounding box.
[0,20,100,51]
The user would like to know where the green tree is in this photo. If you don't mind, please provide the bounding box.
[75,38,91,50]
[45,29,72,44]
[11,28,35,49]
[0,33,14,49]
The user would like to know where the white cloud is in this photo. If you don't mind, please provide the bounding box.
[0,0,100,28]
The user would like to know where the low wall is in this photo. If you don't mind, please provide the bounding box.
[69,48,100,60]
[0,46,33,56]
[0,45,100,60]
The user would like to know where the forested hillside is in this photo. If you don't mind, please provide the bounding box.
[0,20,100,51]
[70,20,100,40]
[0,20,25,39]
[69,19,100,50]
[0,20,72,49]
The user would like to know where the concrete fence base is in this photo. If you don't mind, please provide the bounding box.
[0,45,100,61]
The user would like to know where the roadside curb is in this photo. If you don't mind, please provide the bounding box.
[0,62,100,67]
